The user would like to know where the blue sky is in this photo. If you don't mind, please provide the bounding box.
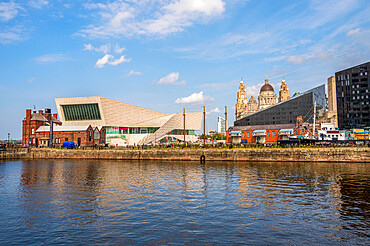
[1,0,369,139]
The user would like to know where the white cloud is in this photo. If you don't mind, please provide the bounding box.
[346,28,361,36]
[36,54,69,63]
[157,72,186,85]
[83,43,94,51]
[27,78,35,83]
[143,0,225,35]
[114,43,125,54]
[79,0,226,38]
[175,91,214,104]
[264,55,287,63]
[174,31,277,60]
[286,55,307,65]
[128,70,142,76]
[0,26,24,44]
[29,0,49,9]
[207,107,221,114]
[95,44,110,53]
[246,83,264,98]
[286,51,331,65]
[83,43,124,54]
[0,2,21,21]
[95,54,130,68]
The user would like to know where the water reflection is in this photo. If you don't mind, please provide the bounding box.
[0,160,368,245]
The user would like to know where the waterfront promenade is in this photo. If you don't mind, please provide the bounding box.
[1,147,369,162]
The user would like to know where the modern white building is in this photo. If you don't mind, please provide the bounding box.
[217,116,226,134]
[317,123,345,141]
[55,96,203,146]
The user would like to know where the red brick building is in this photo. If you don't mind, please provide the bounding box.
[227,123,297,144]
[35,125,106,147]
[22,108,61,146]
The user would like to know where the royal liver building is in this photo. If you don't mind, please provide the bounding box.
[235,77,290,120]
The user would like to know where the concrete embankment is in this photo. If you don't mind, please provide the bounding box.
[1,147,369,162]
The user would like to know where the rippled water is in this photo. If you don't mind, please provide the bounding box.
[0,160,369,245]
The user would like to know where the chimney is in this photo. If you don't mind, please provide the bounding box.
[26,109,31,122]
[38,110,43,115]
[45,108,51,122]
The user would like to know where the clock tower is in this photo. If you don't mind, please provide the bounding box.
[235,78,249,120]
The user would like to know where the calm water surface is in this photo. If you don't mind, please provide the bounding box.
[0,160,368,245]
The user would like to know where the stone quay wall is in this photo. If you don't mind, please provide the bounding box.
[0,148,29,161]
[1,147,368,162]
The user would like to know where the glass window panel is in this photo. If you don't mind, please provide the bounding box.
[62,104,102,121]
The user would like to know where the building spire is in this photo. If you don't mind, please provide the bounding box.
[265,76,269,84]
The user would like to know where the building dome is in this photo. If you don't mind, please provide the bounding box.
[260,77,274,92]
[260,83,274,92]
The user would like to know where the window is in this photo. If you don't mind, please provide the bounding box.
[242,132,245,138]
[272,131,275,137]
[267,131,270,137]
[65,138,68,141]
[247,132,250,138]
[62,103,101,121]
[31,128,35,134]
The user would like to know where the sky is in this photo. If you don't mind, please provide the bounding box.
[0,0,369,140]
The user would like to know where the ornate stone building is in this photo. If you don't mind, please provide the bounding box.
[278,78,290,102]
[258,77,277,110]
[248,96,258,115]
[235,79,248,120]
[236,77,289,120]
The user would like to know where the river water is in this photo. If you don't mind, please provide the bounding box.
[0,160,368,245]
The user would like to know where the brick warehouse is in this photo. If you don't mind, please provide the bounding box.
[35,125,106,147]
[22,108,61,146]
[22,108,105,147]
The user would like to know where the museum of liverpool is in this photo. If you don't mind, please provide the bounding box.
[55,96,202,146]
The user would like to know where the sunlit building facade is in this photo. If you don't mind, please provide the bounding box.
[55,96,202,146]
[234,84,326,126]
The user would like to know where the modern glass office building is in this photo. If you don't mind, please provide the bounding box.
[234,84,326,127]
[55,96,202,146]
[335,62,370,129]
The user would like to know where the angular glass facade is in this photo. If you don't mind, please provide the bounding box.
[62,104,101,121]
[235,85,325,126]
[105,127,159,134]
